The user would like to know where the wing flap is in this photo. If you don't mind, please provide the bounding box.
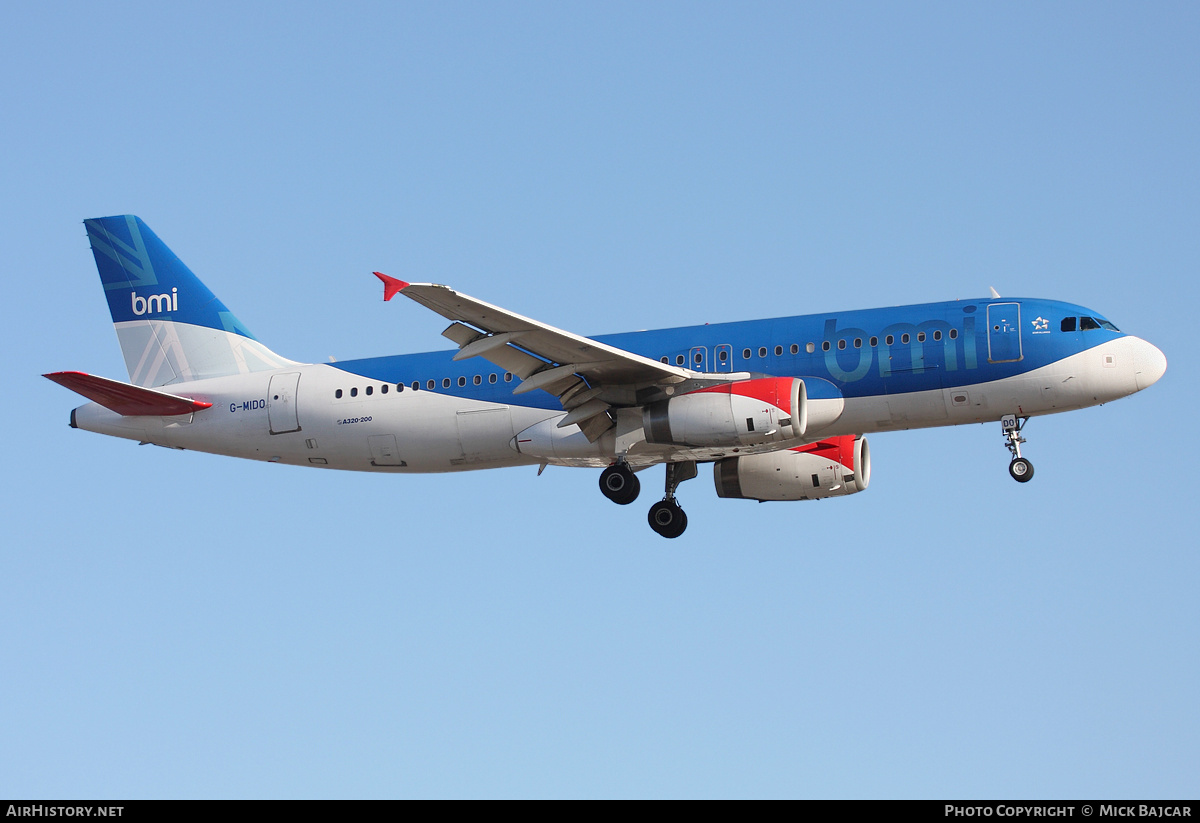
[44,371,213,416]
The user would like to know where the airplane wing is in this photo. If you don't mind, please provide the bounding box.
[376,274,698,439]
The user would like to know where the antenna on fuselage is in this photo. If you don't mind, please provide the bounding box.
[989,286,1001,298]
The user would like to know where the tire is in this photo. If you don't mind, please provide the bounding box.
[648,500,687,538]
[1008,457,1034,483]
[600,465,640,504]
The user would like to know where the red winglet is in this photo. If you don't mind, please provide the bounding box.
[374,271,409,301]
[43,371,213,416]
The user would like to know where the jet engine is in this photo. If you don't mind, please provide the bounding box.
[713,435,870,501]
[643,377,806,448]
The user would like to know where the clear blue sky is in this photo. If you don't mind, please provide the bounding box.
[2,1,1196,798]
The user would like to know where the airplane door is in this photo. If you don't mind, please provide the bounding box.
[715,344,732,373]
[987,303,1023,363]
[689,346,708,372]
[268,372,302,434]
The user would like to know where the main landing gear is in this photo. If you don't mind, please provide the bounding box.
[599,460,697,538]
[599,461,640,505]
[1001,414,1034,483]
[648,461,697,539]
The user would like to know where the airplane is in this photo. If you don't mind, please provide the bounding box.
[46,215,1167,538]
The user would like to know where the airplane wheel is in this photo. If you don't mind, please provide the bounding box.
[648,500,687,538]
[1009,457,1034,483]
[600,465,640,505]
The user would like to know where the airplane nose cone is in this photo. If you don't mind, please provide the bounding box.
[1129,337,1167,391]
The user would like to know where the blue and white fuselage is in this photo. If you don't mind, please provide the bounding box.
[53,216,1166,538]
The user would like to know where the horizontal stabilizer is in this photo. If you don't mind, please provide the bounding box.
[43,371,213,416]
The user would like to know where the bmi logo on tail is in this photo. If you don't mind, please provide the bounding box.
[130,288,178,316]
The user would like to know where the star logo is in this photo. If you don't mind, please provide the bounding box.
[1032,316,1050,333]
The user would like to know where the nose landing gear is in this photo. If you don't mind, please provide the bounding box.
[1002,414,1034,483]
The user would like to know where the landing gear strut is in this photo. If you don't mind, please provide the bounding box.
[648,461,696,539]
[1001,414,1034,483]
[599,460,640,505]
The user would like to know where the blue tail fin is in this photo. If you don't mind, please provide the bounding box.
[84,215,294,387]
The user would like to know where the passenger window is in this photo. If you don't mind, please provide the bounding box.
[676,355,685,365]
[790,344,799,355]
[427,380,435,390]
[366,386,373,396]
[806,343,815,353]
[335,389,343,399]
[489,374,497,384]
[917,332,925,342]
[473,375,481,385]
[885,335,894,346]
[837,339,846,350]
[381,384,388,394]
[693,352,702,364]
[949,329,958,339]
[505,373,513,382]
[869,337,878,347]
[901,333,910,344]
[458,376,466,387]
[1061,317,1077,332]
[1080,316,1099,330]
[933,330,942,341]
[758,347,767,357]
[822,341,830,352]
[412,382,419,391]
[854,338,862,348]
[719,350,728,362]
[350,387,358,397]
[660,356,668,364]
[442,378,450,388]
[743,348,752,359]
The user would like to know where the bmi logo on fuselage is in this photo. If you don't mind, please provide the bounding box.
[130,288,178,316]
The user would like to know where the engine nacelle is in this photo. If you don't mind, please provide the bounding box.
[644,377,806,448]
[713,435,871,501]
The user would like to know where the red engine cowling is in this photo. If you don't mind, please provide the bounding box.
[713,435,871,501]
[643,377,807,447]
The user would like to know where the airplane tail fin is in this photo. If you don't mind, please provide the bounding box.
[84,215,295,387]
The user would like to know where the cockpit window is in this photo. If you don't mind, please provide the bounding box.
[1070,315,1120,332]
